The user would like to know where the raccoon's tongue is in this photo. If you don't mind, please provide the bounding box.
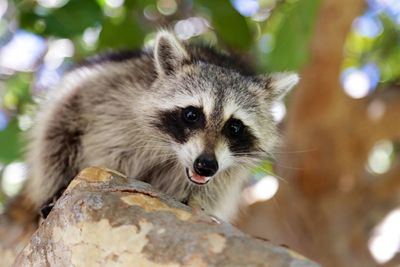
[191,173,210,184]
[187,169,210,184]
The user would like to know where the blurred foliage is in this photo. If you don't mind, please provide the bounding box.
[343,13,400,84]
[19,0,103,37]
[198,0,252,50]
[0,119,22,163]
[264,0,321,71]
[0,0,400,201]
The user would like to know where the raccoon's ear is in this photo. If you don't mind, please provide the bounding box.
[262,72,299,100]
[154,31,190,76]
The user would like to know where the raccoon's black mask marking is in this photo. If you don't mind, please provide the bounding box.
[223,118,258,154]
[155,106,258,155]
[155,106,205,143]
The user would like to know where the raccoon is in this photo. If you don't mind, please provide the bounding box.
[19,31,298,222]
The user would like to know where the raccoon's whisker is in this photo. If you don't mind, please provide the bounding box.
[233,151,264,155]
[231,157,289,184]
[140,138,171,144]
[248,164,289,184]
[147,153,176,159]
[128,138,168,146]
[233,152,267,157]
[129,145,172,150]
[127,141,170,148]
[127,141,172,148]
[233,152,302,171]
[145,156,177,168]
[145,156,177,165]
[272,147,318,154]
[149,153,177,158]
[125,132,171,143]
[260,162,295,173]
[145,136,171,143]
[127,149,177,159]
[262,159,304,171]
[151,157,177,166]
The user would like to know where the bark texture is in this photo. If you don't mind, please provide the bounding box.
[9,167,319,267]
[238,0,400,266]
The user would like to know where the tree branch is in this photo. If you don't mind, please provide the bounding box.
[12,167,319,267]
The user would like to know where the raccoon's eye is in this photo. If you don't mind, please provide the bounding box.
[226,119,244,137]
[182,106,200,123]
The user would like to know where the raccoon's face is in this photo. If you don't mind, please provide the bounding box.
[147,31,298,185]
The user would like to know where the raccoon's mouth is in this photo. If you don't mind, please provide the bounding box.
[185,168,211,185]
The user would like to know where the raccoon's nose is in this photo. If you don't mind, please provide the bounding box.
[193,153,219,177]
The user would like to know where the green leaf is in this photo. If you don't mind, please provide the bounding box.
[267,0,321,71]
[7,74,32,105]
[20,0,103,37]
[2,74,32,112]
[98,14,145,49]
[198,0,253,50]
[0,120,22,164]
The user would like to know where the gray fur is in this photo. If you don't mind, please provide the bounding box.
[23,31,298,222]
